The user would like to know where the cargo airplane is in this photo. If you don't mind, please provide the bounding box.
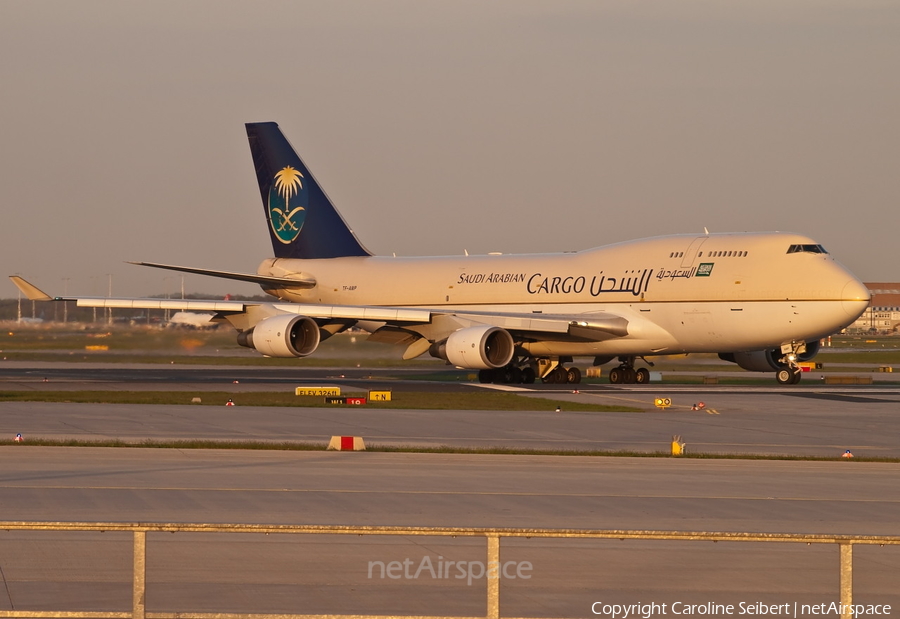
[10,122,870,385]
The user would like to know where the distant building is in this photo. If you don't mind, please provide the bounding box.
[848,283,900,334]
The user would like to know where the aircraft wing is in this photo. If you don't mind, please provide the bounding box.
[9,276,630,352]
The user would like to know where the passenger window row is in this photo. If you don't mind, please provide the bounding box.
[700,250,747,258]
[668,249,752,259]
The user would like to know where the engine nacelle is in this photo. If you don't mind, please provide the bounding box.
[796,339,820,362]
[237,314,320,358]
[720,349,783,372]
[719,340,820,372]
[430,326,515,370]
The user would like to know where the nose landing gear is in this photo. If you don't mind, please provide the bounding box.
[775,342,806,385]
[776,367,802,385]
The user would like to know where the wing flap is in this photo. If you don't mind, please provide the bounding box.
[75,298,248,312]
[272,304,432,323]
[433,310,629,340]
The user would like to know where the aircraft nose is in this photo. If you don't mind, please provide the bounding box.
[841,277,870,317]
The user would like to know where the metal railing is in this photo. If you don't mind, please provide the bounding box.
[1,522,898,619]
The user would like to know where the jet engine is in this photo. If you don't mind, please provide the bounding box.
[237,314,320,358]
[719,340,820,372]
[430,325,515,370]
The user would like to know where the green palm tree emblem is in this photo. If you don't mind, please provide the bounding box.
[270,166,306,242]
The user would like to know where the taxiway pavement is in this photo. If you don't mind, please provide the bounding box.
[2,385,900,457]
[1,449,899,616]
[2,363,900,615]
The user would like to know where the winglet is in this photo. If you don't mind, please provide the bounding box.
[9,276,53,301]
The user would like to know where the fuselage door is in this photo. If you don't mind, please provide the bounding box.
[680,237,709,268]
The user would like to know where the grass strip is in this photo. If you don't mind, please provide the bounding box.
[0,390,641,412]
[3,438,897,462]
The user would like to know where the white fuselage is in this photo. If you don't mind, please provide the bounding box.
[257,232,870,357]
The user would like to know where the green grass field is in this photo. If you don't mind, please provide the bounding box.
[0,389,642,412]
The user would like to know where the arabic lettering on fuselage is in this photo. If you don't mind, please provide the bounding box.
[526,269,653,297]
[655,267,697,281]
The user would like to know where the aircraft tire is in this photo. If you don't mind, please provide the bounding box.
[509,366,523,384]
[478,369,495,384]
[608,367,623,384]
[790,369,802,384]
[566,367,582,384]
[776,368,794,385]
[521,367,536,384]
[635,368,650,384]
[623,368,637,384]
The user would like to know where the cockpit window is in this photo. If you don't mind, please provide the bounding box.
[787,244,828,254]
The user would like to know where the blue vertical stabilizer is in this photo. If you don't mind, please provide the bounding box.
[246,122,371,259]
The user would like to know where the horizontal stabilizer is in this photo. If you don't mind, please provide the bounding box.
[130,262,316,289]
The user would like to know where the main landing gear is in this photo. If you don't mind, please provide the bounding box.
[478,362,537,385]
[607,356,652,385]
[537,357,581,384]
[476,357,583,385]
[541,365,582,384]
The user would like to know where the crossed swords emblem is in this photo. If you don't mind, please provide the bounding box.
[272,206,305,232]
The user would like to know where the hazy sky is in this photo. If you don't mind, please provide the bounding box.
[2,0,898,297]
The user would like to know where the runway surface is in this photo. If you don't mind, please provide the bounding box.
[1,449,899,615]
[1,362,900,616]
[2,360,899,392]
[3,388,900,457]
